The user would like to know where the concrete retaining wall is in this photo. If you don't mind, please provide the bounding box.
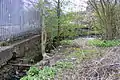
[0,35,42,68]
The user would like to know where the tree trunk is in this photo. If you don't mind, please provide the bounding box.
[89,0,118,40]
[40,0,46,56]
[57,0,60,44]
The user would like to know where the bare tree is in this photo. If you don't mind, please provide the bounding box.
[89,0,119,40]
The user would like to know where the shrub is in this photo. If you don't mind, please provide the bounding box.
[0,41,9,46]
[20,66,57,80]
[20,61,73,80]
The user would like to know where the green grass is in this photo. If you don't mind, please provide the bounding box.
[88,39,120,47]
[55,61,73,69]
[67,49,97,60]
[60,40,73,45]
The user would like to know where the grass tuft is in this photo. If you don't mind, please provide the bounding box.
[88,39,120,47]
[60,40,73,45]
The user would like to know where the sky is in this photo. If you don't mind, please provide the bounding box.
[23,0,88,12]
[47,0,88,12]
[65,0,88,12]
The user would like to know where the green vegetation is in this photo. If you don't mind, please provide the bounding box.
[55,61,73,69]
[88,39,120,47]
[67,49,97,60]
[20,0,120,80]
[20,61,73,80]
[0,41,9,46]
[89,0,120,40]
[20,66,57,80]
[45,11,83,40]
[60,40,73,45]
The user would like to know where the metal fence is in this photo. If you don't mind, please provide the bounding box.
[0,0,41,41]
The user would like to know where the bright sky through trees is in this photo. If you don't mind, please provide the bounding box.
[45,0,88,12]
[23,0,88,12]
[65,0,88,12]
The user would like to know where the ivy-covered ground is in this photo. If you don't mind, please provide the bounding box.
[21,38,120,80]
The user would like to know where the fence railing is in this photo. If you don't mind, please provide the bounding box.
[0,0,41,41]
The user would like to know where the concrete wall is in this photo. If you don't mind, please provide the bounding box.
[0,35,42,68]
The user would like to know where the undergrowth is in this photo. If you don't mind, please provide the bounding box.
[60,40,73,45]
[0,41,9,46]
[67,49,97,61]
[55,61,73,69]
[20,61,73,80]
[20,66,57,80]
[88,39,120,47]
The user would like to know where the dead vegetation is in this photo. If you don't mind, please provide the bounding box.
[76,47,120,80]
[54,38,120,80]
